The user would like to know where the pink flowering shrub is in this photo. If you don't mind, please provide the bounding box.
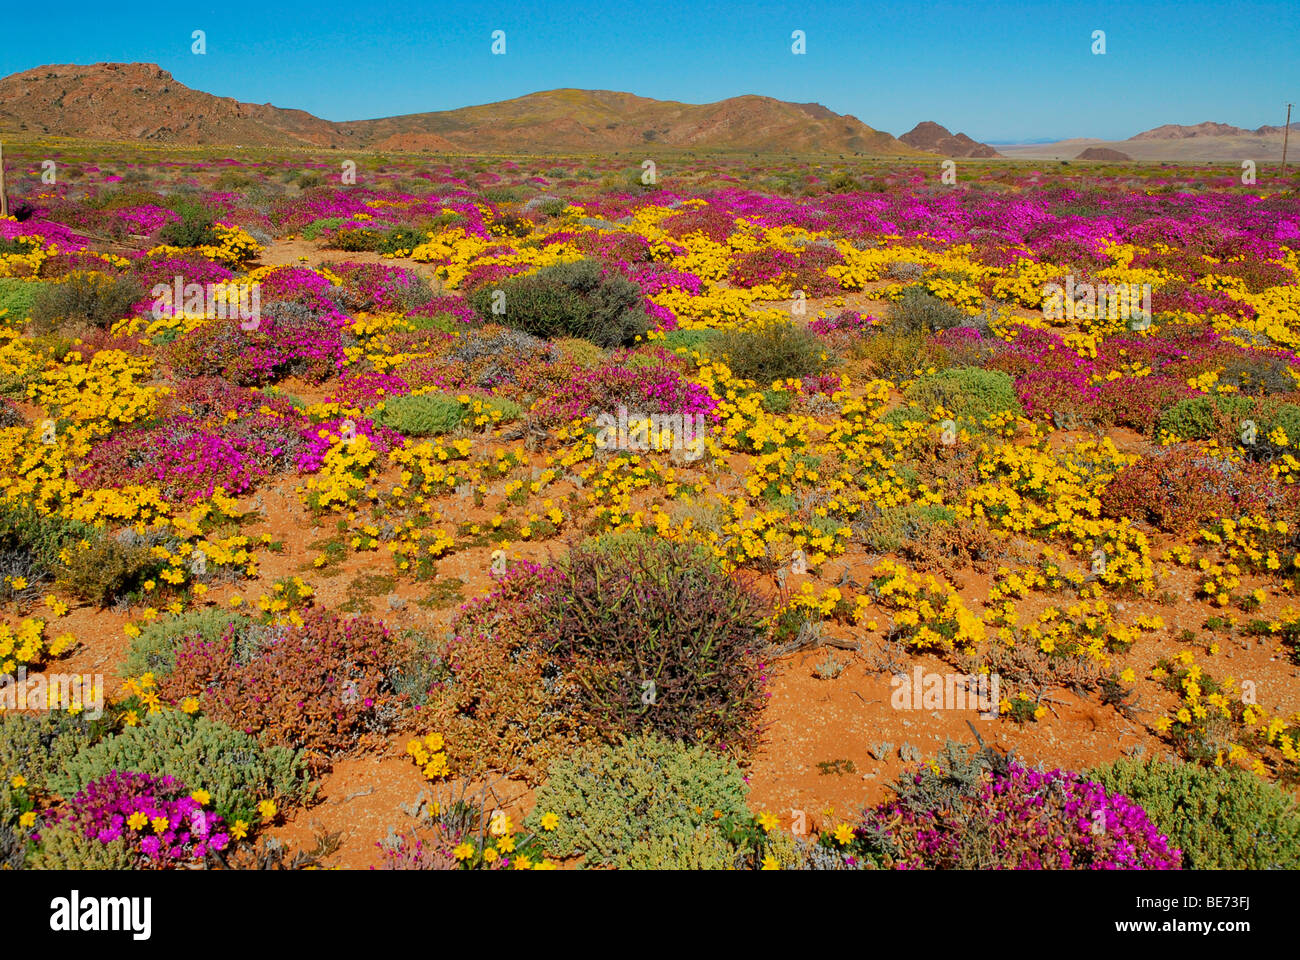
[809,309,878,337]
[326,372,412,410]
[835,749,1181,870]
[728,244,842,297]
[530,361,719,426]
[48,770,229,867]
[169,309,346,385]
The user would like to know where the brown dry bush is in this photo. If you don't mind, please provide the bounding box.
[416,566,589,785]
[159,611,406,773]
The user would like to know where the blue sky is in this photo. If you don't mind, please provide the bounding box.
[2,0,1296,142]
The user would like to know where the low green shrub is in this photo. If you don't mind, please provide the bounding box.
[0,712,97,798]
[51,710,312,825]
[857,503,957,553]
[1157,394,1300,456]
[27,821,134,869]
[0,500,95,579]
[524,734,750,868]
[328,228,382,252]
[902,366,1021,427]
[886,286,971,334]
[401,311,459,334]
[122,609,254,678]
[57,535,161,608]
[29,272,144,334]
[659,328,717,355]
[300,217,344,241]
[553,337,606,367]
[1088,757,1300,869]
[760,389,795,414]
[709,320,829,384]
[467,258,649,348]
[477,395,523,424]
[853,328,950,381]
[0,278,45,323]
[155,200,218,247]
[378,227,430,255]
[368,393,466,436]
[623,823,741,869]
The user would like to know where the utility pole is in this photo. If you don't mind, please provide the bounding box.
[1284,103,1294,178]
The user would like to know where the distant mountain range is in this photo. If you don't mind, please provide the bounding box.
[1130,121,1298,140]
[997,120,1299,161]
[6,62,1277,163]
[0,62,953,156]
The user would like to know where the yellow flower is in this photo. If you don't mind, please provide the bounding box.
[181,696,200,714]
[539,812,559,831]
[757,811,780,833]
[151,816,169,834]
[453,842,475,861]
[18,811,36,829]
[761,854,780,870]
[9,775,26,789]
[258,799,277,821]
[482,847,498,863]
[190,789,211,807]
[832,822,854,845]
[231,820,249,840]
[127,812,149,831]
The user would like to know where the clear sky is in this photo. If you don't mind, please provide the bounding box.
[2,0,1296,142]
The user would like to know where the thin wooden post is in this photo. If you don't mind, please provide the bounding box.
[0,142,7,218]
[1283,104,1294,178]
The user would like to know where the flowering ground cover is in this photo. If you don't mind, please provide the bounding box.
[1,146,1299,871]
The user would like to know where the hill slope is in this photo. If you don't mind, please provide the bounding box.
[343,88,920,154]
[0,63,922,155]
[899,121,1001,158]
[0,63,360,147]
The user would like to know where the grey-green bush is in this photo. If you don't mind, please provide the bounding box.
[51,710,313,825]
[902,366,1021,427]
[27,821,135,870]
[122,608,253,678]
[468,258,649,348]
[709,320,829,385]
[886,286,970,334]
[0,712,96,800]
[524,734,749,868]
[29,272,144,334]
[368,393,466,436]
[0,278,45,323]
[1088,757,1300,869]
